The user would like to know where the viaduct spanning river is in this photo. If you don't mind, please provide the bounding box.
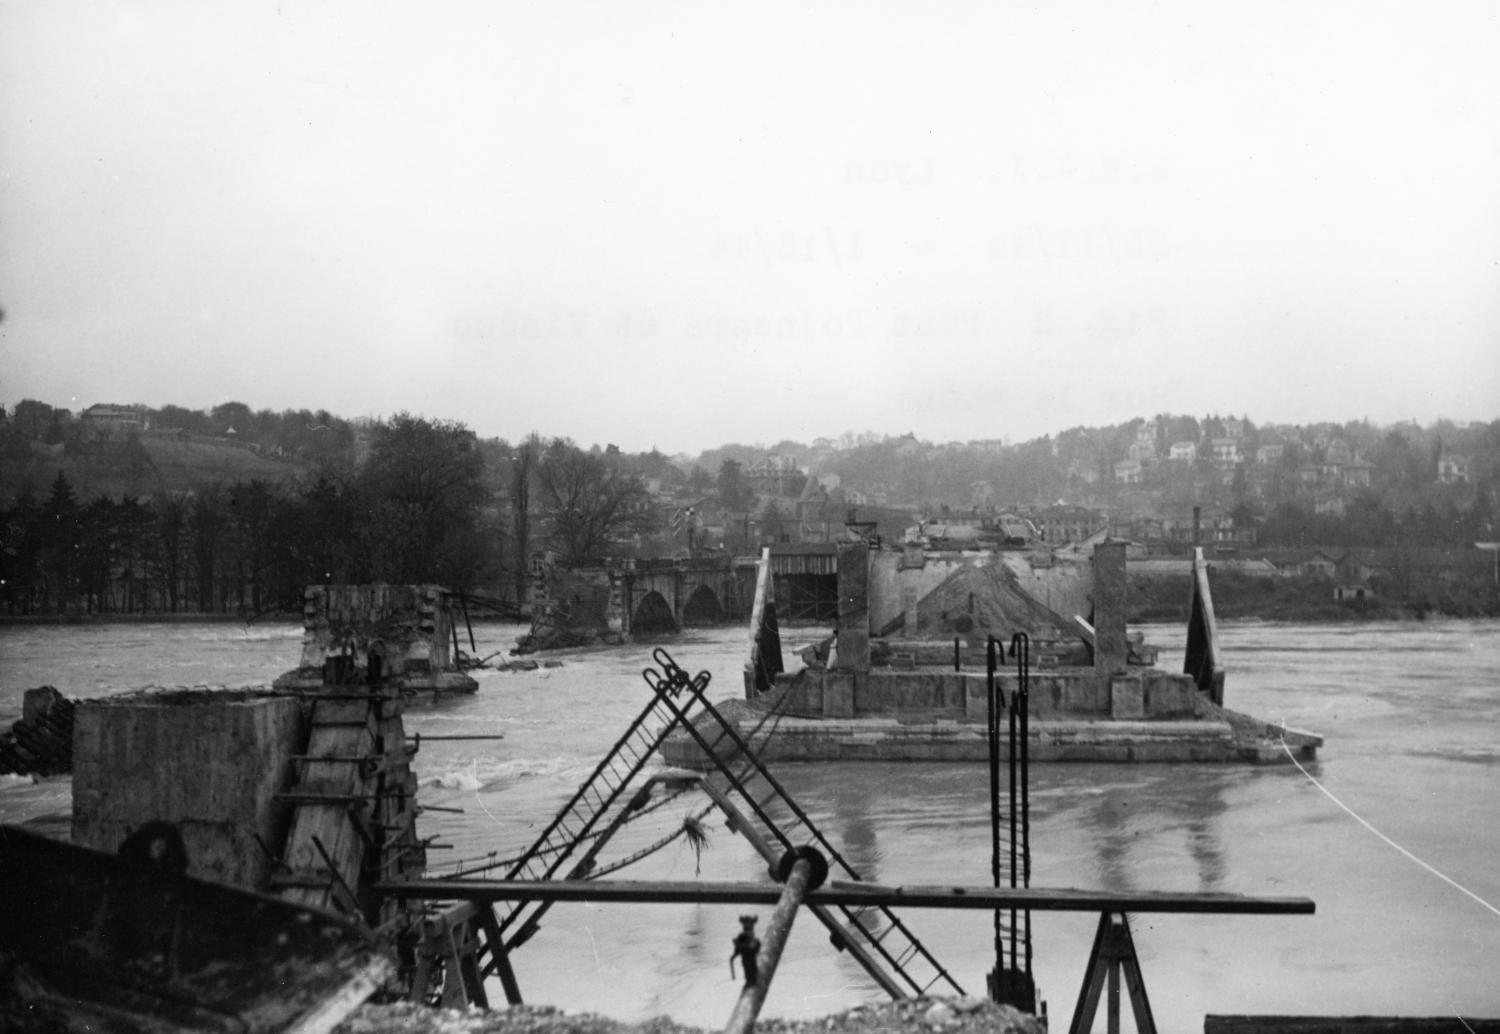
[3,618,1499,1029]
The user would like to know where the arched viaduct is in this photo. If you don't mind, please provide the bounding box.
[605,557,756,637]
[534,557,757,642]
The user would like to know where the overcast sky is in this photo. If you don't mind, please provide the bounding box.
[2,1,1497,455]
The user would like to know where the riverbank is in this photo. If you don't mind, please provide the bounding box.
[1127,572,1500,623]
[0,611,297,626]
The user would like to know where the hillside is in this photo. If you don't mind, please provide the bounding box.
[1,434,310,506]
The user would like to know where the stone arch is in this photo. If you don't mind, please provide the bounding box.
[631,590,678,634]
[681,583,724,626]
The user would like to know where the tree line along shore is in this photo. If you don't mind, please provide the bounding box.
[3,401,1496,622]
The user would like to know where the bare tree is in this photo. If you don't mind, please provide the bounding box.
[511,433,542,604]
[357,414,488,585]
[536,439,655,565]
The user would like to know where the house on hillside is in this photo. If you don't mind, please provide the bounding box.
[1260,549,1339,579]
[81,403,147,441]
[1438,453,1471,484]
[1256,442,1284,465]
[1114,459,1143,485]
[796,480,847,543]
[1210,438,1240,465]
[1169,441,1197,463]
[1069,458,1101,484]
[1341,459,1373,488]
[1034,504,1108,546]
[746,453,803,496]
[1157,509,1252,546]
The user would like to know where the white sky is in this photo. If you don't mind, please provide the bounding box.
[2,1,1498,454]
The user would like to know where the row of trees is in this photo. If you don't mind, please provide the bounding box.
[0,416,659,617]
[1250,493,1497,551]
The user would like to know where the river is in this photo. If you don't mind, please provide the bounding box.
[3,618,1498,1030]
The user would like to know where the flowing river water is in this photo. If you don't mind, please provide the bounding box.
[3,618,1498,1030]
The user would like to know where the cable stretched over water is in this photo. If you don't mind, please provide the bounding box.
[1281,740,1500,920]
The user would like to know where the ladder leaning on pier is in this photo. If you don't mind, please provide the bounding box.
[386,668,705,1006]
[490,678,704,951]
[391,647,963,1006]
[642,649,964,999]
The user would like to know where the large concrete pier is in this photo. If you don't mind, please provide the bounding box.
[664,539,1322,765]
[274,584,478,697]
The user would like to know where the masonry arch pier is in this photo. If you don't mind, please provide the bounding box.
[609,557,754,638]
[630,590,678,633]
[681,583,725,626]
[534,556,756,643]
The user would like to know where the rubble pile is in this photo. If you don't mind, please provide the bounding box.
[335,997,1045,1034]
[0,686,75,776]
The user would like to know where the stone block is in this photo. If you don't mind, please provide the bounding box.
[1111,675,1145,719]
[1143,673,1197,717]
[1061,674,1109,714]
[823,671,855,719]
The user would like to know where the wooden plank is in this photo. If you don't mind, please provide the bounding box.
[373,879,1315,914]
[280,712,378,912]
[744,547,774,689]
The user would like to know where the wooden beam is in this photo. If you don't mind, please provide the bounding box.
[373,879,1314,915]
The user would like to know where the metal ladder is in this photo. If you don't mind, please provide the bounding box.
[492,682,698,950]
[644,648,964,999]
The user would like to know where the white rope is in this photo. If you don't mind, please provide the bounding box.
[1281,741,1500,920]
[471,758,508,833]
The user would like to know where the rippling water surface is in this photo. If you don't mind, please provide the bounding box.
[3,618,1498,1029]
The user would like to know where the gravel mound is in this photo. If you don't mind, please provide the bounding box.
[335,997,1045,1034]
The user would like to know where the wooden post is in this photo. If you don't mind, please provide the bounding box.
[1185,547,1226,704]
[744,548,782,695]
[724,857,814,1034]
[1069,912,1157,1034]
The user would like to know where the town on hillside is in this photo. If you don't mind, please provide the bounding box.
[1,400,1496,619]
